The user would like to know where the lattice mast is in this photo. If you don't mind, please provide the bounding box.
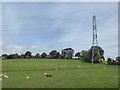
[91,16,101,64]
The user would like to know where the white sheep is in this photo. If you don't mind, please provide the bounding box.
[4,73,8,79]
[43,73,48,75]
[26,76,29,79]
[0,74,3,77]
[78,66,81,68]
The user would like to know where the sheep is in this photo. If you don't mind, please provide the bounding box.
[43,73,52,77]
[0,74,3,77]
[43,73,48,75]
[46,74,52,77]
[78,66,81,68]
[26,76,29,79]
[4,73,8,79]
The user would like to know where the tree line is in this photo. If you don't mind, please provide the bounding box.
[2,48,74,60]
[2,46,108,63]
[107,57,120,65]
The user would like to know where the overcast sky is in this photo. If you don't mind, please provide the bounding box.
[2,2,118,59]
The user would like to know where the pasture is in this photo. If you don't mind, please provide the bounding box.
[2,59,118,88]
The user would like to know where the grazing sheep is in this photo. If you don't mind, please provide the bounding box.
[78,66,81,68]
[26,76,29,79]
[4,73,8,79]
[43,73,48,75]
[0,74,3,77]
[43,73,52,77]
[46,74,52,77]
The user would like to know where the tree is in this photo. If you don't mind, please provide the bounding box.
[89,46,104,63]
[75,52,81,59]
[54,52,60,58]
[49,50,57,59]
[41,52,47,58]
[61,48,74,59]
[2,54,8,59]
[116,56,120,62]
[116,56,120,65]
[14,53,19,58]
[81,50,91,63]
[81,46,104,63]
[24,51,32,58]
[35,53,40,58]
[7,54,15,59]
[20,53,25,58]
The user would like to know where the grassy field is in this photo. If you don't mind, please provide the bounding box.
[2,59,118,88]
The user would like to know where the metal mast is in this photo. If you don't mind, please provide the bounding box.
[91,16,100,64]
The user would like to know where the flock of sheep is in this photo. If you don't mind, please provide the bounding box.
[0,73,9,80]
[0,72,53,81]
[1,64,107,81]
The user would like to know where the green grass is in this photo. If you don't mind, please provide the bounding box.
[2,59,118,88]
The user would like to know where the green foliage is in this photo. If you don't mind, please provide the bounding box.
[49,50,57,58]
[49,50,60,59]
[34,53,40,58]
[81,50,91,63]
[14,53,19,58]
[116,56,120,61]
[61,48,74,59]
[75,52,81,59]
[81,46,104,63]
[90,46,104,63]
[2,53,20,59]
[24,51,32,58]
[41,52,47,58]
[107,57,120,65]
[2,54,8,59]
[1,46,105,63]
